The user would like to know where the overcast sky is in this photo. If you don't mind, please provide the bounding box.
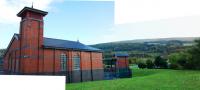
[1,0,200,49]
[105,0,200,42]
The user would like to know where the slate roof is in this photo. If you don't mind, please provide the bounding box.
[12,34,101,52]
[43,38,101,52]
[114,53,129,57]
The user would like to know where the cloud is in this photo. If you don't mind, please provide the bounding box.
[115,0,200,24]
[0,0,62,24]
[95,16,200,43]
[0,0,112,24]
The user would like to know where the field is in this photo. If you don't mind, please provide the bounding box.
[67,69,200,90]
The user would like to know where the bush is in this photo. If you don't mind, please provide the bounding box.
[146,59,154,69]
[138,62,146,69]
[177,59,186,67]
[169,63,179,69]
[154,56,168,69]
[184,62,194,70]
[128,57,137,64]
[168,52,191,70]
[135,58,146,64]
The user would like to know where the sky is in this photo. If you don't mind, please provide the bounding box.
[1,0,200,49]
[107,0,200,42]
[0,0,114,49]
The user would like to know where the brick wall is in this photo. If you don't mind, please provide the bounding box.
[116,57,129,68]
[3,7,104,83]
[3,37,20,74]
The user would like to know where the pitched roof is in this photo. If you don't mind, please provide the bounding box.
[5,34,101,54]
[43,38,101,52]
[3,33,20,57]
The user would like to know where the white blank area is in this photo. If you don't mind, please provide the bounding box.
[0,75,65,90]
[115,0,200,24]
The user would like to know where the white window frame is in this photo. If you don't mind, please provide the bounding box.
[60,53,67,71]
[73,55,80,70]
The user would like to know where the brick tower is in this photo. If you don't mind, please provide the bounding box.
[17,7,48,74]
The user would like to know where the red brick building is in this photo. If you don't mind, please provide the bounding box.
[3,7,104,83]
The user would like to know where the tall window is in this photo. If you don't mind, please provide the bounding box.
[8,54,12,71]
[15,60,19,72]
[73,55,80,70]
[60,54,67,71]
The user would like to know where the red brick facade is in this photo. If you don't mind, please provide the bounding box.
[3,7,104,83]
[115,57,129,68]
[114,55,132,78]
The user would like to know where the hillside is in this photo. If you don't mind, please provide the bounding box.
[104,37,199,44]
[91,37,197,51]
[91,37,198,58]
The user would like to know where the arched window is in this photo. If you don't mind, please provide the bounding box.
[73,54,80,70]
[60,53,67,71]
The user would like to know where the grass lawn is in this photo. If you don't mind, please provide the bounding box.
[66,69,200,90]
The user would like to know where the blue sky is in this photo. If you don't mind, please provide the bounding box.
[44,1,114,44]
[0,1,114,49]
[45,1,114,43]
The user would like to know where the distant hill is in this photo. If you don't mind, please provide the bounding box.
[91,37,199,54]
[98,37,199,44]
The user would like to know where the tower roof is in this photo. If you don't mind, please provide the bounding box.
[17,7,48,17]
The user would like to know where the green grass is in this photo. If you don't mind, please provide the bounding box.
[66,69,200,90]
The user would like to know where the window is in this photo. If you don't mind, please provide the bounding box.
[60,54,67,71]
[73,55,80,70]
[12,59,15,72]
[8,55,12,71]
[15,60,19,72]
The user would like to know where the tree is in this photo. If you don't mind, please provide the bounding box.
[168,52,190,69]
[169,63,179,69]
[138,62,146,69]
[154,56,168,68]
[187,39,200,69]
[146,59,154,69]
